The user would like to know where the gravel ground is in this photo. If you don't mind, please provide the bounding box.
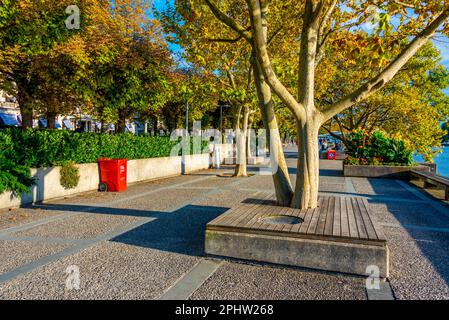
[13,214,142,240]
[183,176,243,189]
[110,205,228,256]
[0,241,69,274]
[0,241,199,300]
[319,181,347,193]
[193,189,258,208]
[50,174,211,207]
[111,188,213,212]
[368,201,449,228]
[189,261,367,300]
[0,207,63,231]
[1,159,449,300]
[351,177,420,200]
[234,175,276,191]
[384,226,449,299]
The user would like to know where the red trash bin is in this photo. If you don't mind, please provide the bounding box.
[98,158,128,192]
[327,149,336,160]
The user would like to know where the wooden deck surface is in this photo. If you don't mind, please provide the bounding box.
[207,193,387,246]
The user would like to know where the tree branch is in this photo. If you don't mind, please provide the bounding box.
[316,21,359,65]
[203,0,252,42]
[247,0,305,122]
[392,0,420,9]
[318,0,338,42]
[267,25,283,46]
[227,69,237,90]
[322,8,449,123]
[206,36,243,43]
[323,125,345,142]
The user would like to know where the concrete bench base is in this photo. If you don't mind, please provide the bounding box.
[205,194,389,278]
[411,170,449,200]
[205,230,389,278]
[343,164,430,179]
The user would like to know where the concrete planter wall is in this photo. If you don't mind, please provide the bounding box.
[126,156,181,183]
[0,164,100,209]
[0,145,231,210]
[343,163,430,179]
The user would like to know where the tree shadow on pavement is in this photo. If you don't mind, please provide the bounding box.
[30,203,229,257]
[366,178,449,292]
[110,205,228,256]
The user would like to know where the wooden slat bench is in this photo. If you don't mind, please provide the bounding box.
[410,170,449,200]
[205,194,389,277]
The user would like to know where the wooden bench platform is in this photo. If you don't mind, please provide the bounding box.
[205,193,389,277]
[410,170,449,200]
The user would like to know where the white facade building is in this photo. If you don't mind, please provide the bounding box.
[0,90,151,133]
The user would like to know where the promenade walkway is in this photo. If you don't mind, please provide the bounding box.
[1,154,449,299]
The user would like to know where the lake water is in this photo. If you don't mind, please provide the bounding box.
[414,146,449,178]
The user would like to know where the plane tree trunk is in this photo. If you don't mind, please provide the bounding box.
[252,54,293,206]
[291,117,320,209]
[234,106,250,177]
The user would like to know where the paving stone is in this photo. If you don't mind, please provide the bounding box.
[190,261,367,300]
[13,214,141,240]
[0,241,199,300]
[0,241,69,275]
[1,159,449,300]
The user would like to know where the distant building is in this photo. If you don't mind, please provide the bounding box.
[0,90,21,128]
[0,90,18,109]
[0,90,151,134]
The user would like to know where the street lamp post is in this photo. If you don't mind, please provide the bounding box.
[218,104,231,143]
[186,100,189,136]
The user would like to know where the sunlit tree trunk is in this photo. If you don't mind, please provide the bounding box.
[234,106,250,177]
[252,55,293,206]
[292,118,320,209]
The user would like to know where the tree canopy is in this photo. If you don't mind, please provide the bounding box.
[0,0,175,131]
[191,0,449,208]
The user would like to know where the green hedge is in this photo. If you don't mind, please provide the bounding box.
[0,128,208,195]
[344,130,414,166]
[0,154,35,195]
[0,128,207,167]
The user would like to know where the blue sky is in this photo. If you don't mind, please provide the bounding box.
[434,40,449,67]
[153,0,169,11]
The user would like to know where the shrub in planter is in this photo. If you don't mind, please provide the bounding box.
[0,155,34,196]
[1,128,208,168]
[0,131,34,196]
[0,128,209,195]
[344,130,414,166]
[59,161,80,190]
